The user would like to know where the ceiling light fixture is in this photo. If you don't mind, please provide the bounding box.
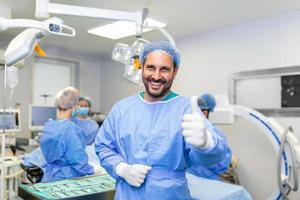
[88,18,166,40]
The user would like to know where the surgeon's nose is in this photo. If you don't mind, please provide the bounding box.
[152,69,161,80]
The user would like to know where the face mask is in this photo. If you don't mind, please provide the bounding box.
[76,107,89,117]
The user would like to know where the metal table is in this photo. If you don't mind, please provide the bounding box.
[18,174,115,200]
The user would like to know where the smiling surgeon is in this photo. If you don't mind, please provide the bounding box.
[95,41,230,200]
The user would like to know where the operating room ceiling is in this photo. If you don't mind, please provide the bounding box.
[1,0,300,56]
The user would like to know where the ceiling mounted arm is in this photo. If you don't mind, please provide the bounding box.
[0,17,75,37]
[35,0,148,37]
[136,8,149,37]
[0,16,75,66]
[0,18,46,31]
[144,25,176,47]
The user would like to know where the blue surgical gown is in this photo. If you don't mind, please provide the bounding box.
[187,126,232,180]
[40,119,94,182]
[23,147,46,168]
[71,117,99,145]
[95,93,230,200]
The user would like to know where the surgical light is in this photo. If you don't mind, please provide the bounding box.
[123,55,142,85]
[88,18,166,40]
[111,43,132,64]
[111,39,149,64]
[111,26,177,85]
[112,38,149,85]
[4,28,45,66]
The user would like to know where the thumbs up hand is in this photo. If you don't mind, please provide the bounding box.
[181,96,214,149]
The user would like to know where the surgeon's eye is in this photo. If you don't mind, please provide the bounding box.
[161,67,171,72]
[146,65,155,71]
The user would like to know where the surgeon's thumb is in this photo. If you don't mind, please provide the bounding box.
[191,96,200,115]
[143,165,152,171]
[138,165,152,174]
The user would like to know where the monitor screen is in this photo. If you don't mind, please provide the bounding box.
[0,110,20,132]
[30,105,57,131]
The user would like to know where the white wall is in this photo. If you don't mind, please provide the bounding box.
[42,45,102,112]
[174,11,300,96]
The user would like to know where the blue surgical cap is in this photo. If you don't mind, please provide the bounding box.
[140,41,180,67]
[79,96,92,107]
[197,93,216,112]
[55,87,80,110]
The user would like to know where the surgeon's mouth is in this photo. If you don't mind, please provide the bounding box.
[149,80,164,90]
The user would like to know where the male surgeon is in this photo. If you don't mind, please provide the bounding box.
[95,41,230,199]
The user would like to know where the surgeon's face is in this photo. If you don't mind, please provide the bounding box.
[142,51,178,102]
[79,100,89,108]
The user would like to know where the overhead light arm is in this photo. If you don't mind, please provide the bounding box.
[136,8,149,37]
[0,17,75,37]
[0,17,75,66]
[0,18,48,31]
[145,26,176,46]
[35,0,148,37]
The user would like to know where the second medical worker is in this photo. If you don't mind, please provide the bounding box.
[95,41,230,199]
[72,96,99,145]
[40,87,94,182]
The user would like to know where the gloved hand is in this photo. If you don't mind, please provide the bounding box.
[93,165,105,175]
[116,162,152,187]
[181,96,214,149]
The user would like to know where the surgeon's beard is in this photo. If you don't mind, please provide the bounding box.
[142,75,174,101]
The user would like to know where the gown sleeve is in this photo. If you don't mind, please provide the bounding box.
[94,107,126,179]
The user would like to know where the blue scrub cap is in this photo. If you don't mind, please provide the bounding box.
[197,93,216,112]
[139,41,180,67]
[55,86,80,110]
[79,96,92,107]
